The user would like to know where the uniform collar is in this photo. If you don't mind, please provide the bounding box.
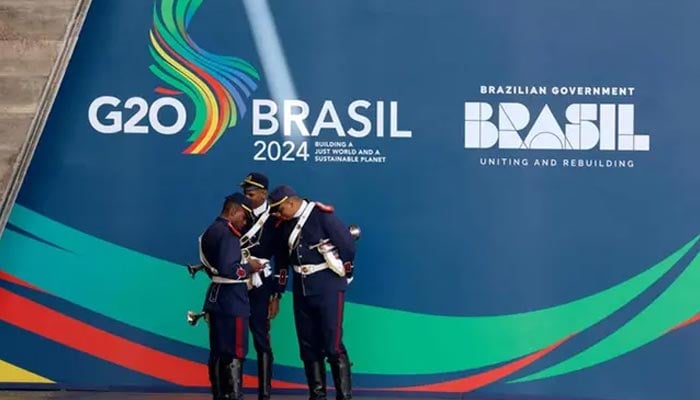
[216,216,242,237]
[293,200,309,218]
[253,201,268,217]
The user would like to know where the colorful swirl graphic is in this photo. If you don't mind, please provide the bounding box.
[148,0,260,154]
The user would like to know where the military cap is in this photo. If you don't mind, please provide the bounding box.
[225,192,253,213]
[240,172,269,191]
[268,185,297,209]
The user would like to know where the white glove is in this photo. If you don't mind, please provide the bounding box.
[249,257,272,284]
[251,272,263,288]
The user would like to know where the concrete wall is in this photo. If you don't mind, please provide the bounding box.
[0,0,86,231]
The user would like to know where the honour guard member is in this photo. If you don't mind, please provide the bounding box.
[268,185,356,400]
[200,193,264,400]
[239,172,283,400]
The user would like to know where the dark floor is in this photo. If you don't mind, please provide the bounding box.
[0,393,456,400]
[0,392,583,400]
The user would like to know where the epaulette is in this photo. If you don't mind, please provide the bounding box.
[315,201,335,213]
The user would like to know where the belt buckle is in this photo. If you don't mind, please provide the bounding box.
[301,266,309,274]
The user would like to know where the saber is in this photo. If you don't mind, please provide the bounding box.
[307,225,361,277]
[187,247,253,279]
[186,263,207,279]
[348,224,361,240]
[309,224,361,250]
[186,310,207,326]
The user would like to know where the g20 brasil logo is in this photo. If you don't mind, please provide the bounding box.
[87,0,260,155]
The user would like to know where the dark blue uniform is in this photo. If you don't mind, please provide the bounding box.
[245,208,279,352]
[239,172,285,400]
[244,204,282,400]
[269,185,355,400]
[199,193,255,400]
[201,217,253,357]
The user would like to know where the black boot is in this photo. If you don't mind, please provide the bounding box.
[257,352,273,400]
[210,355,236,400]
[208,355,224,400]
[304,360,327,400]
[226,358,245,400]
[329,354,352,400]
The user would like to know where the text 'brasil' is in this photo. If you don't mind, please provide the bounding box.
[464,102,650,151]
